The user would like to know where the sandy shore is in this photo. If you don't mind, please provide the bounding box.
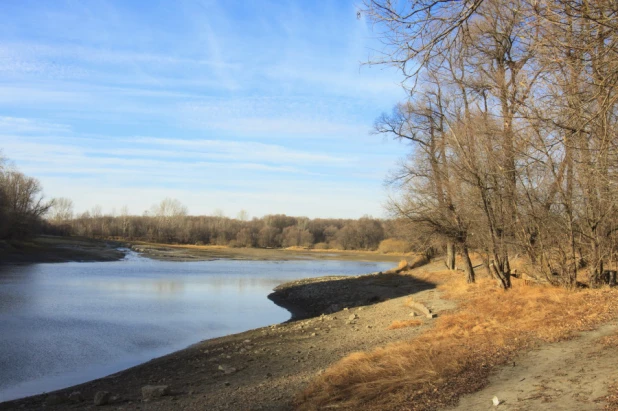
[0,261,453,411]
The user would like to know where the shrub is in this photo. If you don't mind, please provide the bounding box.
[378,238,413,254]
[313,242,329,250]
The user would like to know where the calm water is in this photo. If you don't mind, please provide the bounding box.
[0,251,392,402]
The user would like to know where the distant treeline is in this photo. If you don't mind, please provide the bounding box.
[49,200,420,252]
[0,153,423,253]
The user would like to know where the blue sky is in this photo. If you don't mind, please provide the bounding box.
[0,0,406,218]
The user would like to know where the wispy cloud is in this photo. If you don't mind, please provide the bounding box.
[0,1,406,218]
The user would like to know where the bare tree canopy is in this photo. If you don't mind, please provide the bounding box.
[367,0,618,288]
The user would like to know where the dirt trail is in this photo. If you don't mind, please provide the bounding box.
[447,321,618,411]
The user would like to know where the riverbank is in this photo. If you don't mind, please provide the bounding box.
[127,241,407,263]
[5,256,618,410]
[0,236,411,265]
[0,236,126,264]
[0,261,452,411]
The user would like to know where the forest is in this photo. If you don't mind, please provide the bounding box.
[50,200,410,252]
[364,0,618,288]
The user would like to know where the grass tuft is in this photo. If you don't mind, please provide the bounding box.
[387,319,423,330]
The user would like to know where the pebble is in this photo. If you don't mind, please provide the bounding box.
[141,385,170,400]
[218,364,237,374]
[93,391,111,406]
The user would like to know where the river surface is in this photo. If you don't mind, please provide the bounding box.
[0,251,392,402]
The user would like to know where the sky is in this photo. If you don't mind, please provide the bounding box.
[0,0,407,219]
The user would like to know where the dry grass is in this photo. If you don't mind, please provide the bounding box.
[378,238,414,254]
[296,270,618,411]
[598,330,618,348]
[603,381,618,411]
[387,319,423,330]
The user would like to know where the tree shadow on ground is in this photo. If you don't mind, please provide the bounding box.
[268,272,437,321]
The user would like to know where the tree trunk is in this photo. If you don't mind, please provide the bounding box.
[445,242,456,270]
[462,243,475,283]
[491,260,511,290]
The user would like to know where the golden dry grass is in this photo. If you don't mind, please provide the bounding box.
[604,381,618,411]
[387,319,423,330]
[296,270,618,411]
[598,330,618,348]
[378,238,414,254]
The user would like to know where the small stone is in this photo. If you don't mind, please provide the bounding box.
[311,332,317,336]
[224,381,231,386]
[141,385,170,400]
[243,339,251,343]
[68,391,83,403]
[94,391,111,406]
[218,364,237,374]
[343,307,349,311]
[366,325,372,329]
[409,311,418,317]
[348,313,358,321]
[492,396,500,406]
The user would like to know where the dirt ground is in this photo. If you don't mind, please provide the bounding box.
[447,321,618,411]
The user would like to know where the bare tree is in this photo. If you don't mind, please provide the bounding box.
[49,197,74,222]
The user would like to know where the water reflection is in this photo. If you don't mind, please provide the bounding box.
[0,254,392,402]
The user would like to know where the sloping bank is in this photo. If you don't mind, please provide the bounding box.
[0,264,450,411]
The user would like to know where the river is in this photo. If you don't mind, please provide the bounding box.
[0,251,392,402]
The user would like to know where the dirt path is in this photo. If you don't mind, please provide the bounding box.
[0,263,453,411]
[447,321,618,411]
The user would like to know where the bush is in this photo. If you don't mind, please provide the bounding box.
[313,242,329,250]
[378,238,413,254]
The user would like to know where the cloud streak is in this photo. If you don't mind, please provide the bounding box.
[0,1,406,218]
